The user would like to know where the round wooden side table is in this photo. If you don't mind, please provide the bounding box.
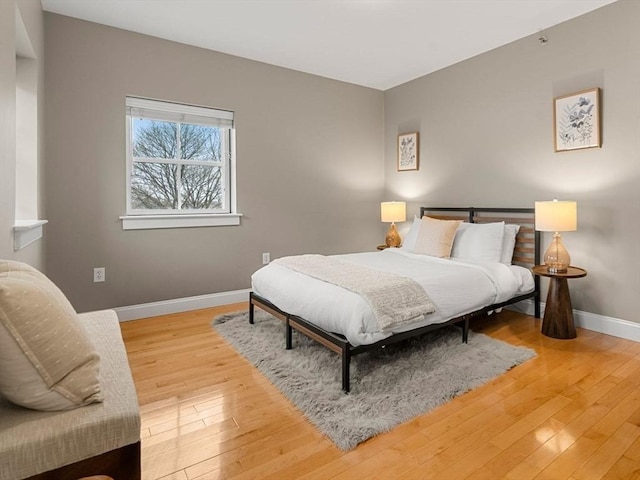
[532,265,587,339]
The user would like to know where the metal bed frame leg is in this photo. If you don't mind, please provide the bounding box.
[463,317,469,343]
[342,349,351,393]
[249,293,255,324]
[285,317,293,350]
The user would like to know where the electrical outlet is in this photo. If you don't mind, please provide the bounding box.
[93,267,105,283]
[262,252,270,265]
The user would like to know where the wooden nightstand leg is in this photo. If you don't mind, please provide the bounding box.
[541,277,577,339]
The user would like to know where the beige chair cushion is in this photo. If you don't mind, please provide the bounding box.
[413,216,462,258]
[0,310,140,479]
[0,260,102,411]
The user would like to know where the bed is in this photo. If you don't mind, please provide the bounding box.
[249,207,541,392]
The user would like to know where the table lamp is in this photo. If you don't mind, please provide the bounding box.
[534,199,577,273]
[381,201,406,248]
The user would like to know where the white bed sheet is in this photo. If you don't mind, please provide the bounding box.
[251,248,534,347]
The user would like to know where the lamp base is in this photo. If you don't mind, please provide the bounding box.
[385,223,401,248]
[544,232,570,274]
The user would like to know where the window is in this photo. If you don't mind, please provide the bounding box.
[121,97,240,229]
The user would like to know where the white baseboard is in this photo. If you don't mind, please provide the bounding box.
[114,291,640,343]
[113,289,251,322]
[509,299,640,342]
[573,310,640,343]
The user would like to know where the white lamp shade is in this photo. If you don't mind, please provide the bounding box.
[535,200,577,232]
[381,201,406,223]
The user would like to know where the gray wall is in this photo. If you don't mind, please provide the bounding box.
[0,0,46,269]
[44,14,384,312]
[384,0,640,323]
[43,2,640,323]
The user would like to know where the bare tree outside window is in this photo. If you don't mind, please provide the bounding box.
[131,119,225,211]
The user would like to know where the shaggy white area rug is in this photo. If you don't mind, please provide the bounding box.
[212,310,535,450]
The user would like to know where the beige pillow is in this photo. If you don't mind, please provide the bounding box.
[413,216,462,258]
[0,260,102,411]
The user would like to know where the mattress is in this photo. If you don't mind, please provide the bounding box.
[251,248,534,346]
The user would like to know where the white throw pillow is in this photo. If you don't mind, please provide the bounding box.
[0,260,103,411]
[451,222,505,263]
[413,217,461,258]
[500,224,521,265]
[400,215,421,252]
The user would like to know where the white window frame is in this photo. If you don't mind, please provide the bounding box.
[121,97,240,230]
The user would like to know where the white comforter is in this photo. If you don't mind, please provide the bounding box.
[251,248,534,346]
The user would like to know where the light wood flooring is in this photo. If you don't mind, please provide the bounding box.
[119,304,640,479]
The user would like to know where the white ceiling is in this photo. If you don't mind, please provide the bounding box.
[40,0,616,90]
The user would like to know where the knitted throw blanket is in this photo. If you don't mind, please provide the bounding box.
[273,254,436,332]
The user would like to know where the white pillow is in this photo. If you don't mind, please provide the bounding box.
[500,224,521,265]
[413,217,461,258]
[451,221,505,263]
[400,215,420,251]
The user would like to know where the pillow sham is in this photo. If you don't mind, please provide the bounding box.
[413,216,461,258]
[0,260,102,411]
[500,224,521,265]
[451,221,505,263]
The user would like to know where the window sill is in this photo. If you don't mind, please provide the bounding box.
[120,213,242,230]
[14,220,48,250]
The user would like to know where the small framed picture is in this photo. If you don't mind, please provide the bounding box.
[397,132,419,171]
[553,88,601,152]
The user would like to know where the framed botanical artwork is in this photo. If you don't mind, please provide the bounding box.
[397,132,419,171]
[553,88,601,152]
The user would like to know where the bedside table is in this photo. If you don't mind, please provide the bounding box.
[532,265,587,339]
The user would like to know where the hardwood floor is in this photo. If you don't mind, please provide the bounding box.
[119,304,640,479]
